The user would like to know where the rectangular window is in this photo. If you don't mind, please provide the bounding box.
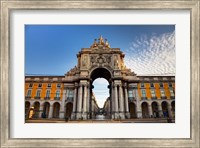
[29,83,33,87]
[68,90,74,97]
[150,83,154,88]
[168,82,172,87]
[141,83,144,88]
[47,83,51,88]
[56,90,60,97]
[160,89,165,97]
[169,89,174,96]
[128,90,133,97]
[57,84,61,88]
[36,90,41,97]
[27,90,32,97]
[151,89,155,97]
[160,83,163,88]
[141,90,146,97]
[46,90,50,97]
[38,83,42,88]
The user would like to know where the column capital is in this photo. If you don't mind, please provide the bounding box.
[74,83,79,88]
[123,82,128,88]
[114,84,119,87]
[78,84,84,87]
[118,84,123,87]
[84,84,89,88]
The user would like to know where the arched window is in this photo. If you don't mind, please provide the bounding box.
[56,90,60,97]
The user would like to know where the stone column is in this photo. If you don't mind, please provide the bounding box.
[119,84,125,119]
[30,101,34,107]
[111,85,115,119]
[91,98,94,119]
[136,102,142,118]
[148,104,153,118]
[167,104,172,118]
[77,84,83,119]
[82,84,88,119]
[124,85,130,119]
[59,89,67,119]
[114,85,119,119]
[72,85,77,120]
[158,103,163,117]
[48,104,53,118]
[87,84,90,119]
[39,104,44,118]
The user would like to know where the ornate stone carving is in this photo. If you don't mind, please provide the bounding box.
[104,55,111,64]
[82,55,88,67]
[114,55,119,69]
[66,66,79,76]
[123,68,136,76]
[97,54,105,64]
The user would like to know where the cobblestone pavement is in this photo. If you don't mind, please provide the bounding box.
[26,118,175,123]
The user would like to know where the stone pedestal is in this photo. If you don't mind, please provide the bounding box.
[137,111,142,118]
[71,112,76,120]
[76,112,82,120]
[82,112,87,120]
[114,112,119,119]
[119,112,125,119]
[59,111,65,119]
[111,113,115,119]
[125,112,130,119]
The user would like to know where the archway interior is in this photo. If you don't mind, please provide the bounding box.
[90,68,112,118]
[93,78,109,108]
[65,102,73,119]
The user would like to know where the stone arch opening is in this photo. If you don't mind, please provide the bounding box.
[141,102,149,118]
[171,101,175,118]
[152,101,159,118]
[129,102,137,118]
[65,102,73,119]
[25,101,30,119]
[43,102,50,118]
[90,68,112,119]
[33,101,40,118]
[53,102,60,118]
[162,101,169,118]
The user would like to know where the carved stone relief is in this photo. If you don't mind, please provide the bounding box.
[82,55,88,68]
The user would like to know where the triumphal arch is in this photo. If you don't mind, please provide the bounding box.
[25,36,175,121]
[65,36,138,120]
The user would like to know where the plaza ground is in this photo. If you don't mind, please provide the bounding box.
[26,118,175,123]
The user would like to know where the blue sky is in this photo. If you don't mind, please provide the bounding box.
[25,25,175,107]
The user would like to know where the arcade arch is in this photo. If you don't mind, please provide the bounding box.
[129,102,137,118]
[53,102,60,118]
[33,101,40,118]
[65,102,73,119]
[43,102,50,118]
[141,102,149,118]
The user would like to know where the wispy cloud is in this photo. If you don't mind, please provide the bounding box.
[124,31,175,75]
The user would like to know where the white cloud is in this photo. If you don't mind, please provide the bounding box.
[124,31,175,75]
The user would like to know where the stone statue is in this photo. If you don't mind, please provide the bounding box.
[114,56,119,68]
